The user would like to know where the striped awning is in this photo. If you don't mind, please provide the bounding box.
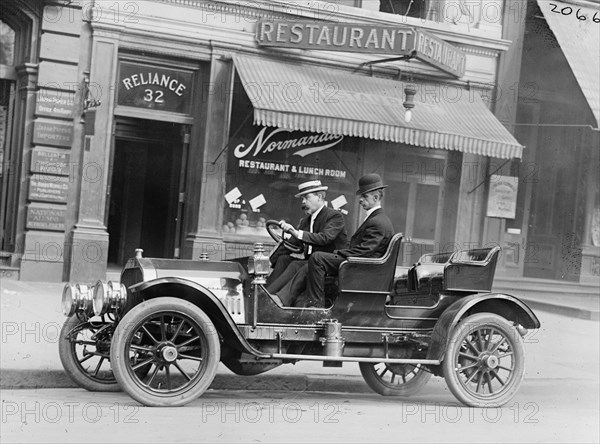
[537,0,600,127]
[233,55,523,159]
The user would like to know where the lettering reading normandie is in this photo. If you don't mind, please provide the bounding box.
[121,72,187,97]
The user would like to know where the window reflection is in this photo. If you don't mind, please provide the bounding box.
[0,21,15,66]
[379,0,431,19]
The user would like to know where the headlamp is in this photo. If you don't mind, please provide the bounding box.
[92,280,128,316]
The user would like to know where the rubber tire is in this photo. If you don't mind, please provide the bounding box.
[359,362,432,397]
[111,297,220,407]
[442,313,525,408]
[59,315,120,392]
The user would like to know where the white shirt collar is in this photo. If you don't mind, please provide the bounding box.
[364,204,381,220]
[310,203,326,221]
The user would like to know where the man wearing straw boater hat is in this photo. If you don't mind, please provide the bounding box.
[266,179,347,306]
[296,173,394,308]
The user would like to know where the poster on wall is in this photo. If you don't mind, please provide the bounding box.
[486,175,519,219]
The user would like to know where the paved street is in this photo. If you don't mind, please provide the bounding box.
[1,308,598,443]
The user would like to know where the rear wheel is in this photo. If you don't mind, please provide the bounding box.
[443,313,525,407]
[111,298,220,407]
[359,362,431,396]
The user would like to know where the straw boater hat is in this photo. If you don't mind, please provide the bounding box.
[356,173,388,195]
[295,180,328,198]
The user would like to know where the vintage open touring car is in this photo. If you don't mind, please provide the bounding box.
[59,220,540,407]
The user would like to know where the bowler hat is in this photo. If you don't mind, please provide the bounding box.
[295,180,328,198]
[356,173,388,195]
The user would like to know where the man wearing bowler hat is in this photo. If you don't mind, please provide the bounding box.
[266,179,347,305]
[297,173,394,308]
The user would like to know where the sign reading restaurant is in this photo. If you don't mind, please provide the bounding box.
[255,20,466,78]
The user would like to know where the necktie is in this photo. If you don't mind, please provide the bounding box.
[307,215,315,255]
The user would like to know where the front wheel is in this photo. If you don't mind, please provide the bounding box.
[443,313,525,408]
[359,362,432,397]
[111,298,220,407]
[58,315,120,392]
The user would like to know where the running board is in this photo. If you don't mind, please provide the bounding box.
[271,353,440,365]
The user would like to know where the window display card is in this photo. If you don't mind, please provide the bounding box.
[331,195,348,210]
[249,194,267,211]
[224,187,242,205]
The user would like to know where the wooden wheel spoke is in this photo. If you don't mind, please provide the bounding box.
[178,335,200,348]
[464,338,479,354]
[160,316,167,342]
[476,330,485,352]
[490,369,506,386]
[497,364,513,372]
[486,372,494,394]
[475,373,483,393]
[79,353,96,364]
[147,365,161,386]
[165,364,171,390]
[458,351,477,360]
[178,353,203,362]
[465,368,480,384]
[170,321,185,342]
[130,344,154,353]
[173,361,192,381]
[141,325,159,345]
[132,357,154,371]
[497,351,514,359]
[459,362,479,371]
[92,357,105,377]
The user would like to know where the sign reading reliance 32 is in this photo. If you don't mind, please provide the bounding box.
[255,20,466,78]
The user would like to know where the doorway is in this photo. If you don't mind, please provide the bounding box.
[108,118,186,265]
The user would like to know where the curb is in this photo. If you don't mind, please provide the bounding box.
[0,369,371,394]
[521,298,599,322]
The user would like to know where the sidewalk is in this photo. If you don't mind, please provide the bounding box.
[1,277,598,391]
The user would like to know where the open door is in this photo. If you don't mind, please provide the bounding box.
[108,118,188,265]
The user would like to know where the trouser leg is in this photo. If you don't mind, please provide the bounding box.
[306,252,344,306]
[278,263,308,306]
[267,260,306,298]
[266,255,296,289]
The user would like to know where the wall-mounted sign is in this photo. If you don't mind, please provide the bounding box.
[36,89,76,118]
[486,175,518,219]
[33,120,74,147]
[118,61,194,114]
[31,148,71,176]
[26,204,66,231]
[29,175,70,203]
[256,20,466,78]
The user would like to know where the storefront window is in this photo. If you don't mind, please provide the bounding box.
[223,78,361,241]
[383,147,446,264]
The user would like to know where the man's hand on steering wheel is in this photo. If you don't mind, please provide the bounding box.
[278,220,297,238]
[265,220,304,254]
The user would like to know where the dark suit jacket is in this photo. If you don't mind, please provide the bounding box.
[335,208,394,259]
[270,206,348,264]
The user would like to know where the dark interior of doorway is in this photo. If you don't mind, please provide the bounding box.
[108,118,183,266]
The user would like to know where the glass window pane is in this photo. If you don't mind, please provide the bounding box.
[0,21,15,66]
[223,78,360,239]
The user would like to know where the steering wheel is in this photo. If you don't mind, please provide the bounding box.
[265,220,304,254]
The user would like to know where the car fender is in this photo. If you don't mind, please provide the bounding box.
[426,292,541,361]
[130,277,269,359]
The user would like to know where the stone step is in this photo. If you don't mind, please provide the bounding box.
[0,266,20,280]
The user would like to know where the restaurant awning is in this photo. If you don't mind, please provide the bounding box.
[537,0,600,127]
[233,55,524,159]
